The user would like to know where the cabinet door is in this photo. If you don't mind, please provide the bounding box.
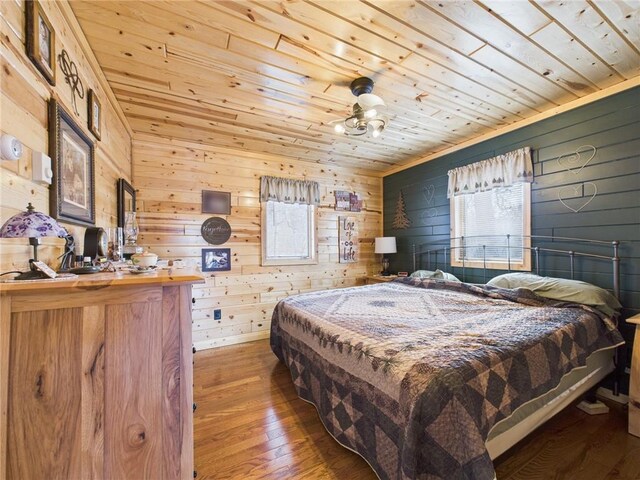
[7,306,105,479]
[104,301,164,479]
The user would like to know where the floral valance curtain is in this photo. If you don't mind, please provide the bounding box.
[447,147,533,198]
[260,176,320,205]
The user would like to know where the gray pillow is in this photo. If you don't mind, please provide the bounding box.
[410,269,460,282]
[433,269,461,282]
[410,270,437,278]
[487,272,621,317]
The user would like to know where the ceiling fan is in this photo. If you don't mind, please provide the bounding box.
[329,77,388,138]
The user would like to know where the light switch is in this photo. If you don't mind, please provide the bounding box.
[32,152,53,184]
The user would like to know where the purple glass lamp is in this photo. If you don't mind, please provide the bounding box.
[0,203,67,280]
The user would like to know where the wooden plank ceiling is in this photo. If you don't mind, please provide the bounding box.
[70,1,640,173]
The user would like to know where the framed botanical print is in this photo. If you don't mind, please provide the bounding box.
[201,248,231,272]
[88,89,101,140]
[49,99,95,226]
[25,0,56,86]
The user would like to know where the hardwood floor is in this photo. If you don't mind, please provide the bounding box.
[194,340,640,479]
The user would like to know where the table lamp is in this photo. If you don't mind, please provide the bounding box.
[0,203,67,280]
[374,236,396,276]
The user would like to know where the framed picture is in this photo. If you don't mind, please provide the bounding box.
[202,248,231,272]
[117,178,136,228]
[334,190,351,211]
[26,0,56,86]
[49,98,95,226]
[202,190,231,215]
[88,89,101,140]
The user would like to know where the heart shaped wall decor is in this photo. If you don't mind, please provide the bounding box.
[557,145,596,175]
[557,182,598,213]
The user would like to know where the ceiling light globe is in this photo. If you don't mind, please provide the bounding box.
[371,129,381,138]
[364,109,377,119]
[334,123,345,134]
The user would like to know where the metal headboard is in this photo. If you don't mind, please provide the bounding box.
[412,235,621,300]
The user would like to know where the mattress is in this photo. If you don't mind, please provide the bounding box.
[486,346,615,459]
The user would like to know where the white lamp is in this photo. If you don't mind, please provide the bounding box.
[374,236,396,276]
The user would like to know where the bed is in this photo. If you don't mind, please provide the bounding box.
[270,237,625,480]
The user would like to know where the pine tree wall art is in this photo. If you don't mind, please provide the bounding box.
[392,190,411,229]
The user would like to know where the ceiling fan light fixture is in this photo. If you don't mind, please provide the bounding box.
[368,118,386,138]
[357,93,385,110]
[329,77,389,139]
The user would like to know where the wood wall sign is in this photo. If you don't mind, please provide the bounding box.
[335,191,351,211]
[201,217,231,245]
[335,191,362,212]
[338,216,358,263]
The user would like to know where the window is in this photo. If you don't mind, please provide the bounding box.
[448,147,533,271]
[262,201,317,265]
[450,183,531,270]
[259,176,319,266]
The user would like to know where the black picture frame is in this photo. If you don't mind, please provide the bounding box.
[26,0,56,86]
[202,248,231,272]
[202,190,231,215]
[88,89,101,140]
[117,178,136,228]
[49,98,95,227]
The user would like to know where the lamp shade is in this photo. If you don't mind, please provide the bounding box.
[0,203,67,239]
[374,236,397,254]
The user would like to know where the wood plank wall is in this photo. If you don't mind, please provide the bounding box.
[383,86,640,389]
[0,0,132,272]
[132,135,382,350]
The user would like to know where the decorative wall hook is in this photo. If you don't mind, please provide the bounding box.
[58,49,84,115]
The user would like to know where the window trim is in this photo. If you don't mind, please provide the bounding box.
[261,201,318,266]
[449,182,532,271]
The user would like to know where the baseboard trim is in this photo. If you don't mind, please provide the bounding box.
[194,330,270,351]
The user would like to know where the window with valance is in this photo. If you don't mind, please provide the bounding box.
[447,147,533,270]
[260,176,319,266]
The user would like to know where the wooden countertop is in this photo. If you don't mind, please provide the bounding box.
[627,313,640,325]
[0,268,204,293]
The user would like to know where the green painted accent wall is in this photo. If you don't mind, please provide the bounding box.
[384,86,640,386]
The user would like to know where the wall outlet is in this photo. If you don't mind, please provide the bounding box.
[213,309,221,320]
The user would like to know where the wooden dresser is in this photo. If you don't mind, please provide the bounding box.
[0,270,203,479]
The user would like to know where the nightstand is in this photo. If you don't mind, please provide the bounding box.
[628,313,640,437]
[365,275,399,285]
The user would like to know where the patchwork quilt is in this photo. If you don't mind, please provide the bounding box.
[270,278,624,480]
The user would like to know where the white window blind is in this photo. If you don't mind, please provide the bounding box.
[453,183,527,265]
[262,201,316,265]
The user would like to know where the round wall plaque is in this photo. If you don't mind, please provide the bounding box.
[201,217,231,245]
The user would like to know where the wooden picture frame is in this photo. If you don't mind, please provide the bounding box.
[202,248,231,272]
[49,98,95,226]
[88,89,101,140]
[117,178,136,228]
[25,0,56,86]
[202,190,231,215]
